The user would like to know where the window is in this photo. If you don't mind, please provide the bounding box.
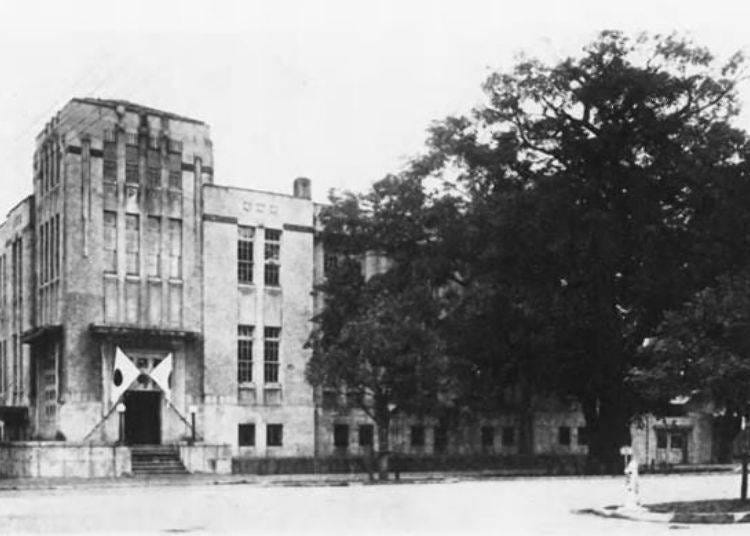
[434,426,448,453]
[264,229,281,286]
[103,141,117,181]
[125,144,139,183]
[237,325,254,383]
[266,424,283,447]
[670,432,685,450]
[558,426,571,446]
[411,425,425,447]
[0,340,5,394]
[657,430,668,449]
[502,426,516,447]
[125,214,140,275]
[168,219,182,278]
[168,151,182,189]
[238,423,255,446]
[323,253,338,277]
[103,211,117,273]
[263,327,280,383]
[237,226,254,284]
[577,426,588,446]
[147,149,161,187]
[334,424,349,448]
[146,216,161,277]
[358,424,374,447]
[481,426,494,448]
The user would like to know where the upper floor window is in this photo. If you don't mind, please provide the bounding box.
[125,214,140,275]
[263,326,280,383]
[238,226,254,284]
[168,219,182,279]
[237,325,254,383]
[103,211,117,273]
[147,149,161,187]
[146,216,161,277]
[125,144,139,184]
[103,141,117,182]
[168,150,182,190]
[264,229,281,287]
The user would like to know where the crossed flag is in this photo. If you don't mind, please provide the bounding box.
[111,347,173,404]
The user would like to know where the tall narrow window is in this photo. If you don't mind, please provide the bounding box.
[237,325,254,383]
[238,226,254,284]
[0,340,5,394]
[103,211,117,273]
[147,149,161,187]
[125,214,140,275]
[53,215,60,281]
[264,229,281,287]
[125,144,139,184]
[263,327,280,383]
[168,151,182,190]
[103,141,117,182]
[146,216,161,277]
[168,219,182,279]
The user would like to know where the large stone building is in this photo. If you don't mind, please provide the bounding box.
[0,99,714,476]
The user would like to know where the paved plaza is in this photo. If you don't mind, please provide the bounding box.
[0,472,746,534]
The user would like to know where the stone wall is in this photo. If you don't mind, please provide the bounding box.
[0,442,131,478]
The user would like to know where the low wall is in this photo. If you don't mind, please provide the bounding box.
[0,442,131,478]
[178,444,233,474]
[232,454,588,476]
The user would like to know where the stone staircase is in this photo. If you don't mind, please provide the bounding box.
[130,445,188,476]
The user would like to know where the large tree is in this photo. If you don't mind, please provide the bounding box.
[410,31,749,470]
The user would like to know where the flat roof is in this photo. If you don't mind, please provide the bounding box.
[71,98,207,126]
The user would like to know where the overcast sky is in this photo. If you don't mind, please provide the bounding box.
[1,0,750,216]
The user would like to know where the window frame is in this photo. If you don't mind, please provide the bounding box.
[266,424,283,447]
[238,423,256,447]
[237,325,254,384]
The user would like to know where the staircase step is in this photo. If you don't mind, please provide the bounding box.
[129,445,188,476]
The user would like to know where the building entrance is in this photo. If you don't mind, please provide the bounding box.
[124,390,161,445]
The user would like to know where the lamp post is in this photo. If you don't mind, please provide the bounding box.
[189,405,197,444]
[116,403,126,444]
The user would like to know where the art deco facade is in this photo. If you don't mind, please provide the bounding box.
[0,98,669,466]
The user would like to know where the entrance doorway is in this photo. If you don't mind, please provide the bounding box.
[124,391,161,445]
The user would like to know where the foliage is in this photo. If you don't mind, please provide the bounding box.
[408,30,750,469]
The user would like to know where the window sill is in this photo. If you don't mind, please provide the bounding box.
[168,278,184,285]
[125,274,140,282]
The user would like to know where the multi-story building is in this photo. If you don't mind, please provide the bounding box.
[0,98,713,477]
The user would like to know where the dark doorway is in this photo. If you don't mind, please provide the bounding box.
[124,391,161,445]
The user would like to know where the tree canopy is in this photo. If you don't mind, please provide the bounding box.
[308,30,750,472]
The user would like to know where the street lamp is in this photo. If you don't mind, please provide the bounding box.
[116,403,126,444]
[189,405,197,444]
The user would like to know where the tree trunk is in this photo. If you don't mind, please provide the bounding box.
[583,393,631,474]
[518,377,535,456]
[741,458,748,501]
[377,420,390,480]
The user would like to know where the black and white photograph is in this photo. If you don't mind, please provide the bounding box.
[2,0,750,533]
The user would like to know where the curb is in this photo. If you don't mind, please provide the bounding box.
[578,505,750,524]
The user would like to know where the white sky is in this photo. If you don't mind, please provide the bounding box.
[1,0,750,216]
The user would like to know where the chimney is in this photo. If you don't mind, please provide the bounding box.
[293,177,312,200]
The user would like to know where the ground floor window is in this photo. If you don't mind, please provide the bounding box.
[267,424,283,447]
[334,424,349,448]
[577,426,588,446]
[410,425,425,447]
[358,424,374,447]
[481,426,494,448]
[238,423,255,446]
[502,426,515,446]
[558,426,571,446]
